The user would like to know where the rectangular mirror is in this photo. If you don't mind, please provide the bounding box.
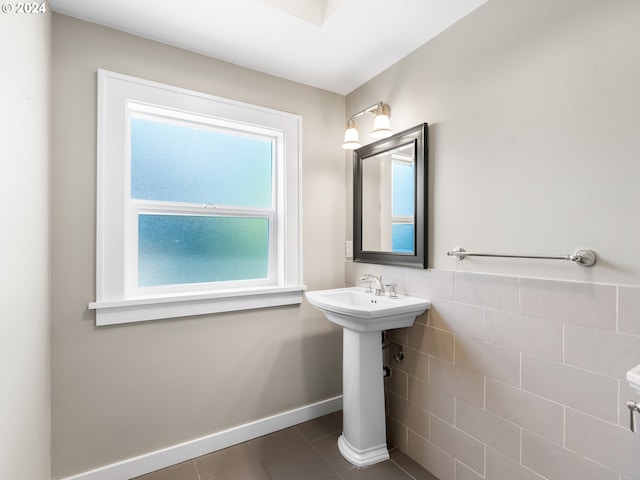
[353,123,428,268]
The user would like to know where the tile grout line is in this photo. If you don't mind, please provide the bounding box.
[294,422,353,479]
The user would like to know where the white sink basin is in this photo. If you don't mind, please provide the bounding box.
[305,287,430,332]
[627,364,640,394]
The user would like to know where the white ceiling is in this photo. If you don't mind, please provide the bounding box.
[49,0,488,95]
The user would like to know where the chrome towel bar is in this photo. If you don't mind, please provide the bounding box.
[446,247,596,267]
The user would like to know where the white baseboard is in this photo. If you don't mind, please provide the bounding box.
[61,395,343,480]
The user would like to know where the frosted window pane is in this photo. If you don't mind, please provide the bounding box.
[392,224,414,253]
[138,214,269,287]
[392,162,415,216]
[131,117,272,208]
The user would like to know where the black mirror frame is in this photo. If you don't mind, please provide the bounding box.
[353,123,428,269]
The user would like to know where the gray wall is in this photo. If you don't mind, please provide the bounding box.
[348,0,640,285]
[0,8,51,480]
[51,13,346,479]
[347,0,640,478]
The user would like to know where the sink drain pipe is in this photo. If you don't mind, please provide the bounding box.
[382,331,404,377]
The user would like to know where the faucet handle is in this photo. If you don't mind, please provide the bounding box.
[363,279,373,293]
[385,284,398,298]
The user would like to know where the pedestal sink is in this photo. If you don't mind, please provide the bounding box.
[305,286,430,467]
[627,363,640,394]
[626,364,640,432]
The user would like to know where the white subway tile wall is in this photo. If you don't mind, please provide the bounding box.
[347,264,640,480]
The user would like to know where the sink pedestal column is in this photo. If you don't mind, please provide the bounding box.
[338,328,389,467]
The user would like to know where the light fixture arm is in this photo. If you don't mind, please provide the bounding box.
[348,101,384,121]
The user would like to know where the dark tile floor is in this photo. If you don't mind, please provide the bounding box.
[133,412,438,480]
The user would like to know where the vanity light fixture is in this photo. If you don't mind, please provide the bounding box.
[370,103,392,138]
[342,118,361,150]
[342,101,392,149]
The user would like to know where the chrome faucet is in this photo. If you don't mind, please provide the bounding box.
[361,274,385,296]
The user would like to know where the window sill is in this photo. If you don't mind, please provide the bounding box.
[89,285,307,326]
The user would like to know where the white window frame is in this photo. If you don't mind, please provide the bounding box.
[89,70,304,326]
[391,151,415,231]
